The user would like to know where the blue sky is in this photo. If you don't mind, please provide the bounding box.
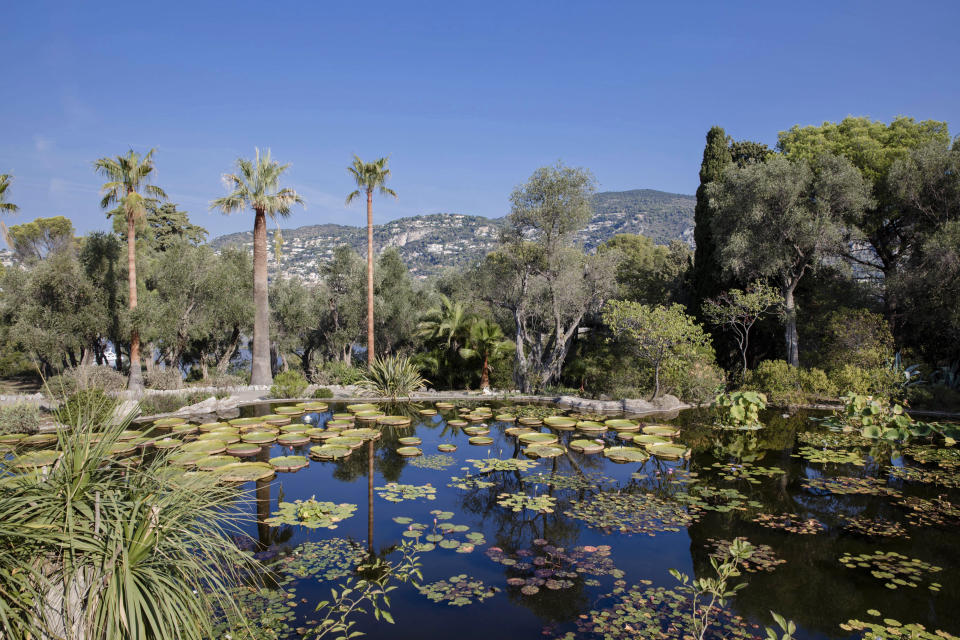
[2,1,958,240]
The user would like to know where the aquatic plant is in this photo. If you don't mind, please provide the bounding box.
[375,482,437,502]
[838,550,942,590]
[801,475,900,497]
[266,498,358,529]
[409,453,456,470]
[281,538,368,581]
[521,471,614,491]
[839,610,959,639]
[751,512,825,534]
[706,538,785,573]
[496,492,557,513]
[565,490,698,535]
[713,390,767,429]
[416,574,497,606]
[394,510,486,552]
[466,457,540,473]
[794,445,865,465]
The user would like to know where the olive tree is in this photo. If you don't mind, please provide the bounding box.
[702,281,782,377]
[707,153,871,366]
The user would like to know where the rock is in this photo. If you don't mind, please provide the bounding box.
[652,394,686,411]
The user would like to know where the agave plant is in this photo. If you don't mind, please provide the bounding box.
[358,355,428,399]
[0,396,258,639]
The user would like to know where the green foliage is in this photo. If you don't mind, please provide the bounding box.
[314,386,334,399]
[669,537,755,640]
[44,364,127,400]
[55,388,117,428]
[270,369,309,398]
[312,360,366,386]
[703,281,782,376]
[829,363,901,398]
[743,360,836,404]
[714,391,767,428]
[817,308,894,371]
[0,403,41,435]
[7,216,75,263]
[144,367,183,390]
[358,355,427,399]
[765,612,798,640]
[138,390,226,416]
[266,498,358,529]
[831,393,915,442]
[600,233,690,305]
[602,300,714,399]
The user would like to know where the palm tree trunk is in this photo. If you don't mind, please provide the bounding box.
[251,209,273,386]
[366,190,375,366]
[367,439,374,555]
[481,354,490,389]
[127,212,144,392]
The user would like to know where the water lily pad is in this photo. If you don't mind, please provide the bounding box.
[354,410,385,422]
[517,417,543,426]
[152,437,182,450]
[375,482,436,502]
[197,422,228,432]
[270,455,309,472]
[448,419,468,428]
[605,419,640,432]
[169,451,208,466]
[275,433,308,447]
[153,417,187,428]
[182,439,226,454]
[497,492,557,513]
[416,575,497,606]
[397,446,422,457]
[603,446,649,463]
[644,442,689,459]
[419,408,438,416]
[229,417,266,428]
[376,415,412,427]
[398,436,422,446]
[641,424,679,437]
[332,413,355,420]
[632,433,670,445]
[326,436,364,449]
[279,423,309,433]
[576,421,607,434]
[196,455,240,470]
[347,403,378,413]
[518,432,558,445]
[218,461,275,482]
[339,428,380,441]
[524,444,565,459]
[21,433,57,446]
[435,402,455,409]
[117,429,144,441]
[309,444,351,460]
[304,427,327,440]
[463,425,491,436]
[437,443,457,452]
[266,498,357,529]
[569,439,605,454]
[325,419,353,429]
[226,442,261,457]
[12,450,60,468]
[495,414,516,422]
[0,433,27,447]
[301,402,329,411]
[468,436,494,446]
[505,426,536,437]
[241,430,277,444]
[274,406,303,416]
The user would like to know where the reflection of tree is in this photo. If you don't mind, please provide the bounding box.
[253,476,293,550]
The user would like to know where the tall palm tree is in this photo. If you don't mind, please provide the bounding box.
[211,149,303,386]
[459,318,513,390]
[94,149,167,392]
[346,156,397,365]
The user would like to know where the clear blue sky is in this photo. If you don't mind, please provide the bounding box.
[2,1,958,240]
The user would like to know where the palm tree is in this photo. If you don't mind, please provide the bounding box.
[416,294,473,388]
[94,149,167,392]
[211,149,303,386]
[459,318,513,390]
[346,156,397,365]
[0,174,20,214]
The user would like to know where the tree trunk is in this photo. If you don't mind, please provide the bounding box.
[652,361,661,400]
[783,283,800,367]
[127,211,144,392]
[480,354,490,390]
[143,343,156,376]
[367,439,374,555]
[366,190,375,366]
[251,209,273,386]
[217,326,242,373]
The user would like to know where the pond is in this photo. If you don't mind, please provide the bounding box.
[216,401,959,639]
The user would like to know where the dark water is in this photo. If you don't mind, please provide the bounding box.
[229,402,960,640]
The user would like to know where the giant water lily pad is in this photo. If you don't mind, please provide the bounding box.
[152,437,182,450]
[0,433,27,448]
[118,429,144,441]
[228,417,265,428]
[495,414,516,422]
[576,421,607,434]
[437,443,457,452]
[171,423,199,436]
[224,442,260,457]
[505,426,535,437]
[241,431,277,444]
[518,432,558,445]
[279,423,309,433]
[326,436,364,449]
[325,420,352,429]
[197,422,228,432]
[196,455,240,470]
[641,424,680,437]
[347,403,378,413]
[182,439,227,454]
[605,419,640,432]
[523,444,564,458]
[339,427,380,440]
[469,436,494,446]
[21,433,58,446]
[632,433,670,445]
[273,406,303,416]
[266,498,357,529]
[12,450,60,468]
[398,436,422,446]
[569,439,605,454]
[397,446,422,457]
[354,410,385,422]
[447,419,468,428]
[543,416,577,429]
[463,425,490,436]
[197,431,240,444]
[153,417,187,428]
[218,462,275,482]
[644,442,689,459]
[517,417,543,427]
[277,433,310,446]
[169,451,208,466]
[604,446,649,463]
[309,445,351,461]
[269,455,309,472]
[419,408,438,416]
[377,415,412,427]
[302,402,329,411]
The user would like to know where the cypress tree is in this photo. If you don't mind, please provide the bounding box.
[692,126,732,309]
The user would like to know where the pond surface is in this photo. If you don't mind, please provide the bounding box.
[225,402,960,640]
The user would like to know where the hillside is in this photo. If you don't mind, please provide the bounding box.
[210,189,694,280]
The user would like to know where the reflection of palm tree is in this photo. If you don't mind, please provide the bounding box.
[367,439,374,555]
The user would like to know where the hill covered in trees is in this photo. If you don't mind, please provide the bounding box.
[210,188,694,279]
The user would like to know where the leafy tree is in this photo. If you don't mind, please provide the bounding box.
[459,318,513,390]
[816,308,894,371]
[80,232,125,369]
[416,293,474,388]
[702,282,782,377]
[94,148,168,391]
[777,116,950,325]
[599,233,690,305]
[482,162,614,392]
[269,275,317,373]
[318,245,366,365]
[7,216,75,263]
[211,149,304,386]
[602,301,712,399]
[708,153,872,366]
[346,155,397,365]
[374,248,423,357]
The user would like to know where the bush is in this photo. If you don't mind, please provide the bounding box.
[145,367,184,390]
[194,372,246,389]
[816,308,894,371]
[358,356,427,399]
[313,387,334,399]
[138,390,228,416]
[666,358,726,404]
[270,370,309,399]
[0,403,42,435]
[828,364,900,398]
[44,365,127,400]
[311,361,365,386]
[743,360,834,404]
[56,388,117,428]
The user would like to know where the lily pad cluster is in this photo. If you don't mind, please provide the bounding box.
[839,610,959,639]
[751,512,825,534]
[801,475,901,497]
[709,461,785,484]
[465,457,541,473]
[887,464,960,488]
[521,471,614,491]
[375,482,437,502]
[705,537,785,573]
[795,445,865,465]
[496,492,558,514]
[487,540,624,595]
[409,454,456,470]
[838,550,942,590]
[564,491,697,535]
[394,510,485,552]
[416,575,497,606]
[676,484,764,513]
[898,495,960,527]
[265,498,358,529]
[842,515,910,539]
[281,538,368,581]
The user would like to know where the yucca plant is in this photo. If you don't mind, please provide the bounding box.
[358,355,427,399]
[0,395,260,639]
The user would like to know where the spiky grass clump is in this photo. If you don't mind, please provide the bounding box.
[0,397,260,639]
[358,356,428,400]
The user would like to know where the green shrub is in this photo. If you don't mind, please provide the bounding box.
[743,360,834,404]
[358,356,427,399]
[44,365,127,400]
[828,364,901,398]
[311,361,365,386]
[270,370,309,399]
[313,387,334,399]
[138,391,227,416]
[0,403,42,435]
[667,358,726,404]
[56,388,117,428]
[145,368,184,390]
[816,308,894,371]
